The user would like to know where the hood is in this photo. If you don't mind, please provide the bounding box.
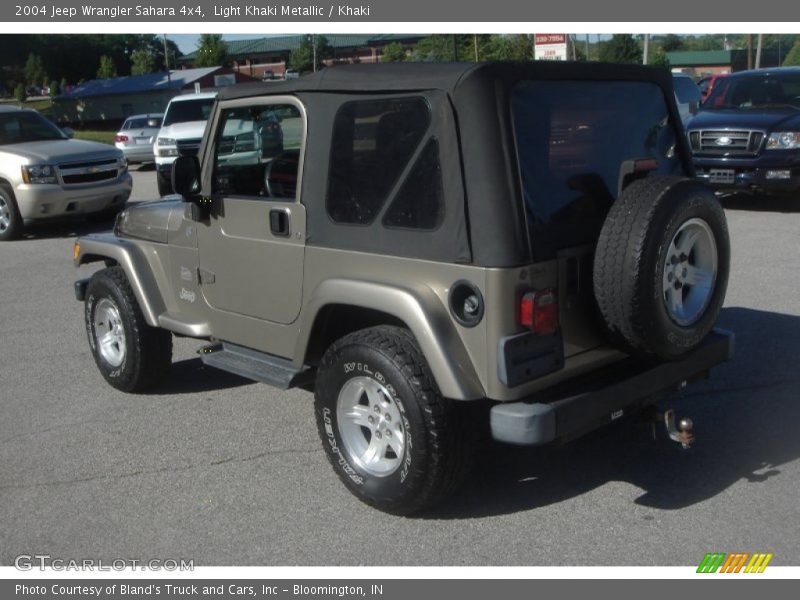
[688,108,800,132]
[158,121,209,140]
[1,139,121,164]
[116,198,183,244]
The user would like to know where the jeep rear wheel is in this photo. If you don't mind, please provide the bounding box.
[314,326,474,515]
[85,266,172,392]
[593,176,730,359]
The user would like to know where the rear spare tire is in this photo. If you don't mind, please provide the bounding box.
[593,176,730,359]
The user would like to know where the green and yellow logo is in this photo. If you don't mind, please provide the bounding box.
[697,552,773,573]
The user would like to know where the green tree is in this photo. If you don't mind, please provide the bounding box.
[482,35,533,61]
[661,34,685,52]
[24,53,47,87]
[597,34,642,64]
[49,79,59,98]
[130,48,157,75]
[784,41,800,66]
[288,35,332,73]
[195,34,228,67]
[650,47,671,68]
[60,77,68,94]
[381,42,407,63]
[411,35,474,62]
[14,83,26,103]
[96,55,117,79]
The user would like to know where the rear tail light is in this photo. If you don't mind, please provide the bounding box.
[519,289,558,335]
[115,135,129,143]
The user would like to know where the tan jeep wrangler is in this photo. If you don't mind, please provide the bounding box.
[73,62,733,514]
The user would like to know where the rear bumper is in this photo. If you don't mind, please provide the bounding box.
[490,329,734,445]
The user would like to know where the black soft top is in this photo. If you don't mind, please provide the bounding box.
[218,62,684,267]
[219,61,674,100]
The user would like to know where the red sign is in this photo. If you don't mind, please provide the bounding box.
[534,34,567,45]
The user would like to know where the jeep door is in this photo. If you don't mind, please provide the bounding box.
[196,96,306,325]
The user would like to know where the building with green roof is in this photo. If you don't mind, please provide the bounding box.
[179,35,425,79]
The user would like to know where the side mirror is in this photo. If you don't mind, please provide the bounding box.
[61,126,75,138]
[172,155,201,199]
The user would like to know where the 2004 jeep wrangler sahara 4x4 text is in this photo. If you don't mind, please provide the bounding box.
[73,62,733,514]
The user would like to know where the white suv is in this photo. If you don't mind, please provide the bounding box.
[0,106,131,240]
[154,92,217,196]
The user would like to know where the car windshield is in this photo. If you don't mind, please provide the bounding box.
[673,77,701,104]
[162,98,215,126]
[704,73,800,110]
[0,111,67,144]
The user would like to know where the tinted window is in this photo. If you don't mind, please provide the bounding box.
[0,111,67,144]
[327,97,430,225]
[125,117,161,129]
[382,138,444,230]
[705,73,800,109]
[673,76,702,104]
[512,80,682,259]
[212,103,303,199]
[163,98,215,126]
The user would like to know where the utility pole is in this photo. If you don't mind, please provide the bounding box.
[312,34,317,73]
[163,34,171,85]
[474,34,479,62]
[748,34,753,70]
[643,34,650,65]
[755,33,763,69]
[585,34,590,61]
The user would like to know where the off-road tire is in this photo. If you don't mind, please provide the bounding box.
[314,326,476,515]
[156,171,172,197]
[593,176,730,359]
[85,266,172,392]
[0,184,24,241]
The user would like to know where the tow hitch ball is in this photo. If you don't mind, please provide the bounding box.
[646,407,695,449]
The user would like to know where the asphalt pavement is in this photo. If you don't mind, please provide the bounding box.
[1,167,799,566]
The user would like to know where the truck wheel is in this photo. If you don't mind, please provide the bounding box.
[593,176,730,359]
[0,184,23,241]
[156,171,172,197]
[314,326,474,515]
[84,266,172,392]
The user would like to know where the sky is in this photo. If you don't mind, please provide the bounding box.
[169,34,266,54]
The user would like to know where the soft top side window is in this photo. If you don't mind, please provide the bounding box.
[326,96,431,225]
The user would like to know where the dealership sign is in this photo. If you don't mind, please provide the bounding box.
[535,34,568,61]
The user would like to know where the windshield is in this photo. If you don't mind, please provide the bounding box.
[0,111,68,145]
[704,73,800,110]
[673,77,702,104]
[163,98,215,126]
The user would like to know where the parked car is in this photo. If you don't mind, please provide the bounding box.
[697,73,728,103]
[73,62,732,514]
[0,105,131,240]
[686,67,800,197]
[154,92,216,196]
[114,113,163,164]
[672,72,702,126]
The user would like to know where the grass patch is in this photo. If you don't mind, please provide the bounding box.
[73,130,116,145]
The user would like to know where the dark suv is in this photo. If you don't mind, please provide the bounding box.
[687,67,800,197]
[73,62,732,514]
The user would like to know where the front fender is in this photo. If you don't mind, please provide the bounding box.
[74,233,166,328]
[296,279,485,401]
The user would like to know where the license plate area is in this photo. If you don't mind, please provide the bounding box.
[135,137,152,145]
[708,168,735,184]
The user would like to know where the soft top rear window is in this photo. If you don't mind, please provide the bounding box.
[512,80,682,260]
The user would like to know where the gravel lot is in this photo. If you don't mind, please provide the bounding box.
[1,167,799,566]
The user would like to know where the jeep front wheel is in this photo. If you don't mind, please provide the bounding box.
[85,266,172,392]
[314,326,474,515]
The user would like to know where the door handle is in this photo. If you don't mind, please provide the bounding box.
[269,209,290,237]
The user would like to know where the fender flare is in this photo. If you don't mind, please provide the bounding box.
[296,279,485,401]
[75,234,166,328]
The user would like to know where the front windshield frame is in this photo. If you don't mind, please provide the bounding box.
[0,110,68,145]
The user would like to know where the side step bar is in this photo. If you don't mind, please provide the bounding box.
[200,342,314,389]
